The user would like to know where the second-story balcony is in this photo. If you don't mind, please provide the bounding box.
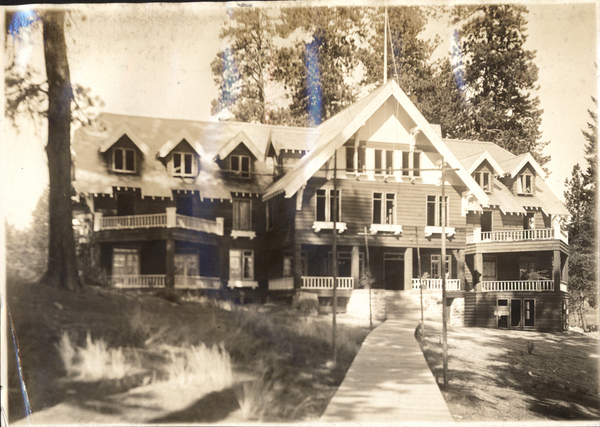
[94,207,224,236]
[467,226,568,245]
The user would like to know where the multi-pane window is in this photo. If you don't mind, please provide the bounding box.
[372,192,396,224]
[431,254,451,279]
[231,155,250,178]
[316,189,341,222]
[524,299,535,327]
[112,248,139,275]
[233,199,252,230]
[517,174,533,195]
[497,299,509,328]
[173,152,194,176]
[346,143,366,173]
[283,251,308,277]
[374,149,394,175]
[113,147,135,172]
[401,151,420,176]
[230,249,254,280]
[473,171,492,193]
[426,195,449,227]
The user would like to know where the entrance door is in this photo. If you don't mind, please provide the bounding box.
[175,253,199,287]
[481,211,492,232]
[511,299,522,328]
[384,253,404,290]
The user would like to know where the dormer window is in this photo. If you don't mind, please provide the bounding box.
[517,174,533,195]
[473,171,492,193]
[173,152,195,177]
[113,147,135,173]
[231,155,250,178]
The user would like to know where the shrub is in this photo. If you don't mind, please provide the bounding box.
[163,343,233,390]
[527,340,535,355]
[235,373,275,421]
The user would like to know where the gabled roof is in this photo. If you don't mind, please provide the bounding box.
[499,153,547,179]
[215,131,263,161]
[157,128,207,159]
[461,150,506,175]
[264,80,490,205]
[99,123,151,156]
[265,127,318,159]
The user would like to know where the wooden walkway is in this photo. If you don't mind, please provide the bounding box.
[321,314,454,424]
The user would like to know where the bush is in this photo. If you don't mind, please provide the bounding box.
[155,288,181,304]
[162,343,233,389]
[292,292,319,316]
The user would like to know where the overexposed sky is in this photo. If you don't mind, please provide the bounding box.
[2,1,598,228]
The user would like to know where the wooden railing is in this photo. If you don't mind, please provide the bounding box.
[97,211,223,236]
[467,227,568,244]
[481,280,554,292]
[269,277,294,291]
[111,275,166,288]
[102,213,167,230]
[174,275,221,289]
[301,276,354,290]
[411,278,461,291]
[175,215,223,235]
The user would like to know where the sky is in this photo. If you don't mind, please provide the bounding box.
[2,1,598,229]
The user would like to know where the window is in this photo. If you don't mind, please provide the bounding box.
[373,192,396,225]
[345,143,366,173]
[524,299,535,327]
[327,251,364,277]
[316,189,341,222]
[233,199,251,231]
[386,150,394,175]
[523,212,534,230]
[497,299,509,328]
[431,254,451,279]
[112,248,139,276]
[113,147,135,172]
[266,199,274,231]
[230,249,253,280]
[283,251,308,277]
[426,195,449,227]
[402,151,420,176]
[483,259,497,281]
[374,149,383,174]
[374,149,394,175]
[517,174,533,195]
[231,155,250,178]
[473,171,492,193]
[173,152,194,176]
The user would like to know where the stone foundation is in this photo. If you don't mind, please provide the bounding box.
[346,289,386,320]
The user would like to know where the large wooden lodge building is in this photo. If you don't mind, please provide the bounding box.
[73,81,570,332]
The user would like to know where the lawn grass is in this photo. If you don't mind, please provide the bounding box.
[6,280,370,424]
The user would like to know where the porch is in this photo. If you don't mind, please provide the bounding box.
[480,280,554,292]
[411,278,461,291]
[267,276,354,291]
[110,274,221,289]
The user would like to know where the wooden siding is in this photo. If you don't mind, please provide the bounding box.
[473,291,566,332]
[294,177,468,249]
[265,193,296,249]
[466,239,567,255]
[464,292,477,326]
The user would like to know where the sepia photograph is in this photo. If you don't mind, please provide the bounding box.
[2,1,599,425]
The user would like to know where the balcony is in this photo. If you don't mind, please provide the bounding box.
[301,276,354,290]
[94,208,224,236]
[481,280,554,292]
[411,278,461,291]
[467,227,568,244]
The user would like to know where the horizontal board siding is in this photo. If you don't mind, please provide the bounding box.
[295,178,468,248]
[474,291,565,332]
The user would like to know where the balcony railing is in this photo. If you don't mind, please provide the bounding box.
[467,227,568,244]
[269,277,294,291]
[111,274,166,288]
[174,275,221,289]
[411,278,461,291]
[95,209,224,236]
[481,280,554,292]
[301,276,354,290]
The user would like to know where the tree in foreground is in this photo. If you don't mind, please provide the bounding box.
[564,97,598,329]
[6,9,99,290]
[450,5,547,165]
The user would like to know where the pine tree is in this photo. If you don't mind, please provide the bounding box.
[450,6,547,165]
[564,97,598,329]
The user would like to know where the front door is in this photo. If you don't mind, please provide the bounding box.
[511,299,522,328]
[384,253,404,290]
[175,253,199,287]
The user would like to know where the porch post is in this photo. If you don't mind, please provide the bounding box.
[351,245,360,286]
[293,243,303,290]
[553,249,561,292]
[93,212,103,232]
[166,236,175,288]
[563,254,569,285]
[474,253,483,292]
[404,247,413,291]
[455,249,466,291]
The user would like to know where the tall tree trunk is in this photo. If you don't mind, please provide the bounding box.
[41,10,79,291]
